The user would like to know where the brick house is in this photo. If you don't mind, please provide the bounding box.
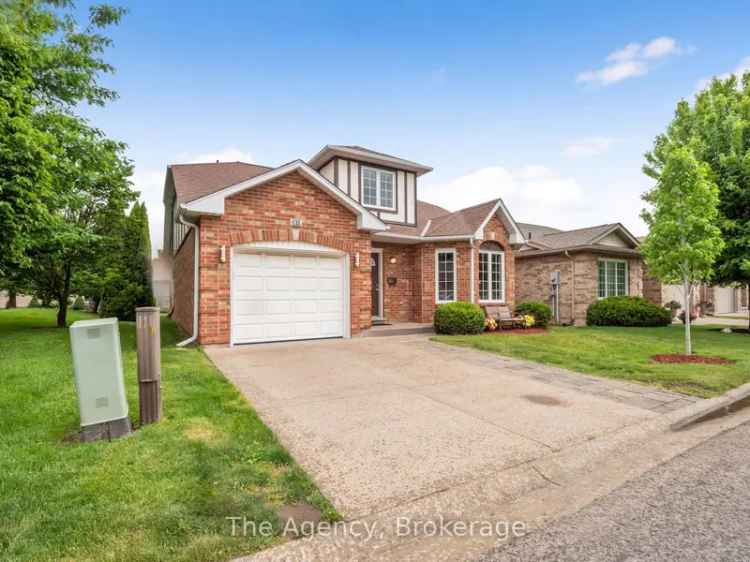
[164,145,525,345]
[515,222,644,325]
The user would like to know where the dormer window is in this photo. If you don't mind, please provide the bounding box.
[362,166,395,210]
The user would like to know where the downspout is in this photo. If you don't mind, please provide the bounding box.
[469,237,475,303]
[565,250,575,325]
[177,213,200,347]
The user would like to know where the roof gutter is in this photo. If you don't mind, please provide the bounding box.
[176,213,200,347]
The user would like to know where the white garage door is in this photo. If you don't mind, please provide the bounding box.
[231,249,347,344]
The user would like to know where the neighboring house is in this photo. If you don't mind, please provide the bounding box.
[638,235,749,316]
[515,222,644,325]
[163,145,525,345]
[151,250,173,311]
[643,274,749,315]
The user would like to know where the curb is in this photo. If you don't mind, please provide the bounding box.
[671,381,750,431]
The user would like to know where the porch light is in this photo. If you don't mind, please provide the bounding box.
[389,257,397,264]
[220,245,226,263]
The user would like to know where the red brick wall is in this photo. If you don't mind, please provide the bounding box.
[374,243,418,322]
[172,228,195,337]
[196,171,372,344]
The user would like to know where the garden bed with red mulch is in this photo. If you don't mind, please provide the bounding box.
[652,354,736,365]
[487,328,548,336]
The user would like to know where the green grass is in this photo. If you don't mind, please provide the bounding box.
[433,325,750,398]
[0,309,338,562]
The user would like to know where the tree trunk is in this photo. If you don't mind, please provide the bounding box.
[5,290,17,309]
[57,265,72,328]
[684,281,692,355]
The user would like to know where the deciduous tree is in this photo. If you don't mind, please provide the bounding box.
[641,147,724,354]
[645,72,750,328]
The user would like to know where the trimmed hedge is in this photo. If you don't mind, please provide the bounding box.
[515,301,552,328]
[434,301,485,335]
[586,296,671,327]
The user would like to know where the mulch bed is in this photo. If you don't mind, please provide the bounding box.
[487,328,548,335]
[652,354,736,365]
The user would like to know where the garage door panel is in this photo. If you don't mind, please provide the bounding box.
[320,320,343,335]
[317,299,342,313]
[232,250,346,344]
[234,300,265,315]
[233,324,265,341]
[292,255,317,269]
[293,300,318,314]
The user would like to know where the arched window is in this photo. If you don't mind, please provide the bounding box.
[479,242,505,302]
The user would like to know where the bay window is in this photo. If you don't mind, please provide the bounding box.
[479,242,505,302]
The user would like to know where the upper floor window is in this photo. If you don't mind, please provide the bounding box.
[479,242,505,302]
[598,259,628,298]
[362,166,395,210]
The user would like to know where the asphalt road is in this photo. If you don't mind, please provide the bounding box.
[478,420,750,562]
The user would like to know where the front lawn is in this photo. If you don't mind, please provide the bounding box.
[433,325,750,397]
[0,309,337,562]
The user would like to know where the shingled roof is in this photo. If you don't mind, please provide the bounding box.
[517,222,640,256]
[168,162,273,204]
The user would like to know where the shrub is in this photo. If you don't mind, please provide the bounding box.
[28,296,41,308]
[100,282,155,321]
[587,296,672,327]
[434,302,485,335]
[72,296,86,310]
[515,301,552,328]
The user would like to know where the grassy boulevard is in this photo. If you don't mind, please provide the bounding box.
[0,309,338,562]
[434,324,750,398]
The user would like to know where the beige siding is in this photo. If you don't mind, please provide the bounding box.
[349,161,360,202]
[598,232,629,247]
[319,160,334,182]
[337,159,349,194]
[406,172,416,224]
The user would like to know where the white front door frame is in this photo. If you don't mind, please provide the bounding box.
[371,248,384,320]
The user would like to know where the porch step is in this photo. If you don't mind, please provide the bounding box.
[360,324,435,338]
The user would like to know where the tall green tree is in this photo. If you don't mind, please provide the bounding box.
[644,72,750,327]
[641,147,724,354]
[24,113,134,327]
[100,202,155,321]
[0,6,54,273]
[0,0,132,325]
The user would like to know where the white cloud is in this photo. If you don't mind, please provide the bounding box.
[134,146,256,253]
[578,36,690,86]
[606,42,641,62]
[563,137,615,157]
[696,56,750,91]
[419,165,597,229]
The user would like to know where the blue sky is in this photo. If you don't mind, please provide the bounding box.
[78,0,750,250]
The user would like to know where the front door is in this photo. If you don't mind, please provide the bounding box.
[371,252,381,318]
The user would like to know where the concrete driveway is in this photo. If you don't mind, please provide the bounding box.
[205,335,696,518]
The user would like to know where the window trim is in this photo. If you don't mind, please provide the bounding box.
[435,248,458,304]
[360,165,397,212]
[597,258,629,299]
[478,249,506,303]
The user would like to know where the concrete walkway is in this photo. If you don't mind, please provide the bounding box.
[205,335,696,519]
